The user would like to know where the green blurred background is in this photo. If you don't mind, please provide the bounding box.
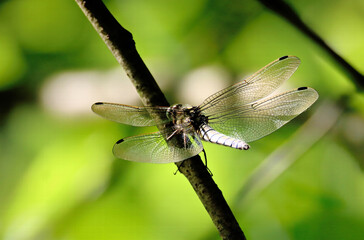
[1,0,364,239]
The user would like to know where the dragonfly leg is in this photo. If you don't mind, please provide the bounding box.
[183,132,189,149]
[166,129,180,141]
[202,149,213,176]
[173,151,213,176]
[173,160,185,175]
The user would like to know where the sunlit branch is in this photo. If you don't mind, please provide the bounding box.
[75,0,246,239]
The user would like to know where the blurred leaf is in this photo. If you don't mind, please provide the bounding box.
[2,0,87,53]
[0,0,364,239]
[0,31,26,89]
[1,106,114,239]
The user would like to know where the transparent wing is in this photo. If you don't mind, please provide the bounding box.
[206,87,318,142]
[92,102,170,126]
[113,130,204,163]
[199,56,300,115]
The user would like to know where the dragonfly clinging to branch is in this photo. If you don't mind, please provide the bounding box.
[92,56,318,163]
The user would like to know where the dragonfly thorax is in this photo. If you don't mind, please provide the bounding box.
[166,104,208,130]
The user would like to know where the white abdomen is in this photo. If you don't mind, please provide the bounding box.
[199,124,250,150]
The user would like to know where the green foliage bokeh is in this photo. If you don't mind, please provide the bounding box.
[0,0,363,239]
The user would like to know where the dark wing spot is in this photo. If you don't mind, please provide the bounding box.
[116,139,124,144]
[297,87,308,91]
[94,102,104,105]
[279,56,288,60]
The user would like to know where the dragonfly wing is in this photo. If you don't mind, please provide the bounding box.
[92,102,170,126]
[113,130,204,163]
[199,56,300,115]
[207,87,318,142]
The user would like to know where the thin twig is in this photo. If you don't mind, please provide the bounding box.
[258,0,364,90]
[75,0,246,239]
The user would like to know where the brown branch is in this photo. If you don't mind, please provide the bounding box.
[75,0,246,239]
[258,0,364,91]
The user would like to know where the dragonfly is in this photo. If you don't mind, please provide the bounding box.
[92,56,318,164]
